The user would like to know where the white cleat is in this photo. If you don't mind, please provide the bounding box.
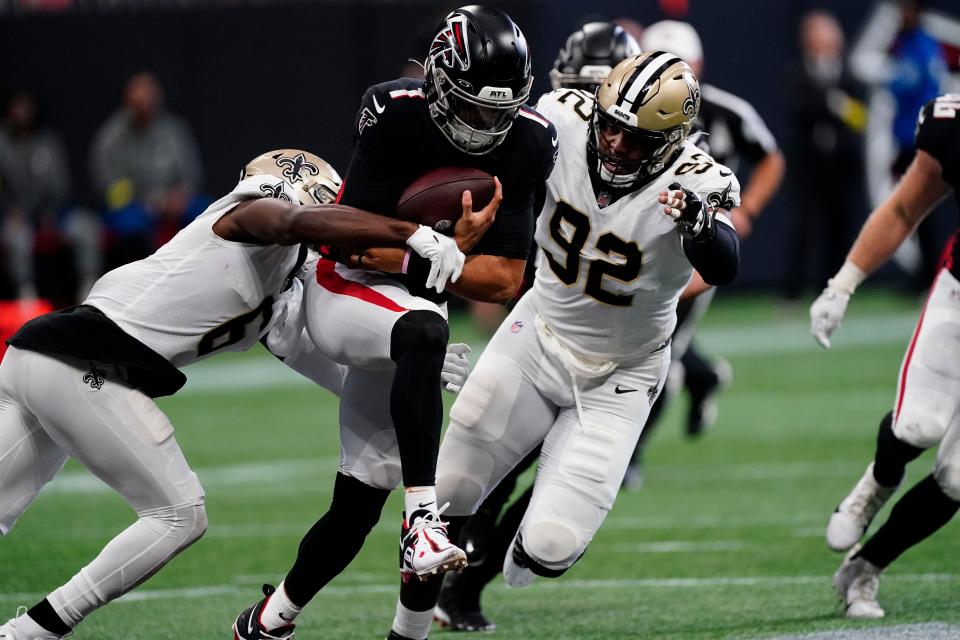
[400,503,467,581]
[826,463,897,552]
[833,544,885,619]
[502,535,536,589]
[0,607,65,639]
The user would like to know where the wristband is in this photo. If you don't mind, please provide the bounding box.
[401,248,412,275]
[828,260,867,295]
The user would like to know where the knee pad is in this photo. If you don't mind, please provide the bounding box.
[934,462,960,502]
[330,472,390,533]
[138,498,208,550]
[512,530,582,578]
[894,407,950,449]
[390,311,449,362]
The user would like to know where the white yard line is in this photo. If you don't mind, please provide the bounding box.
[611,540,748,553]
[2,573,956,604]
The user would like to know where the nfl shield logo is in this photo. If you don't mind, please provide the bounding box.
[597,191,611,208]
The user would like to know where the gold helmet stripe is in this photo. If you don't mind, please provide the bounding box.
[619,52,681,111]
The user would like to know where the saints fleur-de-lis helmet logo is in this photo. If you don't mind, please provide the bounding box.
[275,152,320,184]
[241,149,342,206]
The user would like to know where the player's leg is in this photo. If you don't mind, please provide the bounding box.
[236,367,396,638]
[0,350,70,536]
[391,298,559,640]
[0,348,205,639]
[827,267,960,551]
[435,446,540,632]
[503,348,668,587]
[836,412,960,619]
[305,261,456,563]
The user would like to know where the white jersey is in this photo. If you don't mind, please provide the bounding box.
[532,89,741,360]
[85,176,301,368]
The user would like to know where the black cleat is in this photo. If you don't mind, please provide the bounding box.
[233,584,295,640]
[386,632,416,640]
[434,571,496,632]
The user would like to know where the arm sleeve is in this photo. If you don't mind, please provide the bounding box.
[682,219,740,286]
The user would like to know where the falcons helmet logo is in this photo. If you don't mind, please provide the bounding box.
[429,14,471,71]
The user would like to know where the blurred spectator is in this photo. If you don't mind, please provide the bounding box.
[782,11,867,300]
[889,0,948,290]
[0,89,101,303]
[90,71,207,267]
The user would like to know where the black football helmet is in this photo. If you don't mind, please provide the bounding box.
[424,5,533,155]
[550,22,641,92]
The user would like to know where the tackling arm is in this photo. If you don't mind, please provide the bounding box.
[213,198,421,247]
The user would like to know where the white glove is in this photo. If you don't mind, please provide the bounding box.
[405,225,466,294]
[810,286,850,349]
[265,278,306,358]
[441,343,471,394]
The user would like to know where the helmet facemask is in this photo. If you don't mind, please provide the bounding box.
[425,55,531,155]
[588,108,685,187]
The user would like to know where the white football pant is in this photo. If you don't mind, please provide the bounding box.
[304,259,445,490]
[892,267,960,500]
[436,291,670,572]
[0,347,206,629]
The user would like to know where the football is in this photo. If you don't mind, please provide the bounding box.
[395,167,496,235]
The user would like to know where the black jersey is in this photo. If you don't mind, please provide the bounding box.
[339,78,557,300]
[916,95,960,204]
[698,83,778,173]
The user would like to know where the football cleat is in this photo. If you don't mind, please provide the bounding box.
[400,503,467,580]
[385,632,415,640]
[502,535,536,589]
[0,607,64,640]
[433,569,497,631]
[826,463,897,552]
[833,544,885,619]
[232,584,295,640]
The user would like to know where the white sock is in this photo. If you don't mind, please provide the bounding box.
[259,581,302,630]
[404,486,438,520]
[392,599,433,640]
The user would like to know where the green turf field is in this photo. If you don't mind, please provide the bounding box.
[2,291,958,639]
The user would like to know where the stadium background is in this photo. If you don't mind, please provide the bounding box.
[2,1,960,639]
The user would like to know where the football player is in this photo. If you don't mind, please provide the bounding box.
[0,148,475,640]
[628,20,785,479]
[433,20,640,632]
[230,6,557,640]
[811,93,960,618]
[387,51,740,640]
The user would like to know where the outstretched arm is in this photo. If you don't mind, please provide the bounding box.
[810,149,951,348]
[213,198,420,247]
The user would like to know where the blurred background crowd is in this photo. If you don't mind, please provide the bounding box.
[0,0,958,312]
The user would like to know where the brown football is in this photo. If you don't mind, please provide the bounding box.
[395,167,495,235]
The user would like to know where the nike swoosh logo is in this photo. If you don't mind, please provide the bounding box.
[418,501,435,509]
[614,385,637,394]
[551,135,558,147]
[372,95,385,114]
[718,169,733,177]
[278,612,295,621]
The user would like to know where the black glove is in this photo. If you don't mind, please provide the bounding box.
[666,182,715,242]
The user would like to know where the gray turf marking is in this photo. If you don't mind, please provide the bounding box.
[754,622,960,640]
